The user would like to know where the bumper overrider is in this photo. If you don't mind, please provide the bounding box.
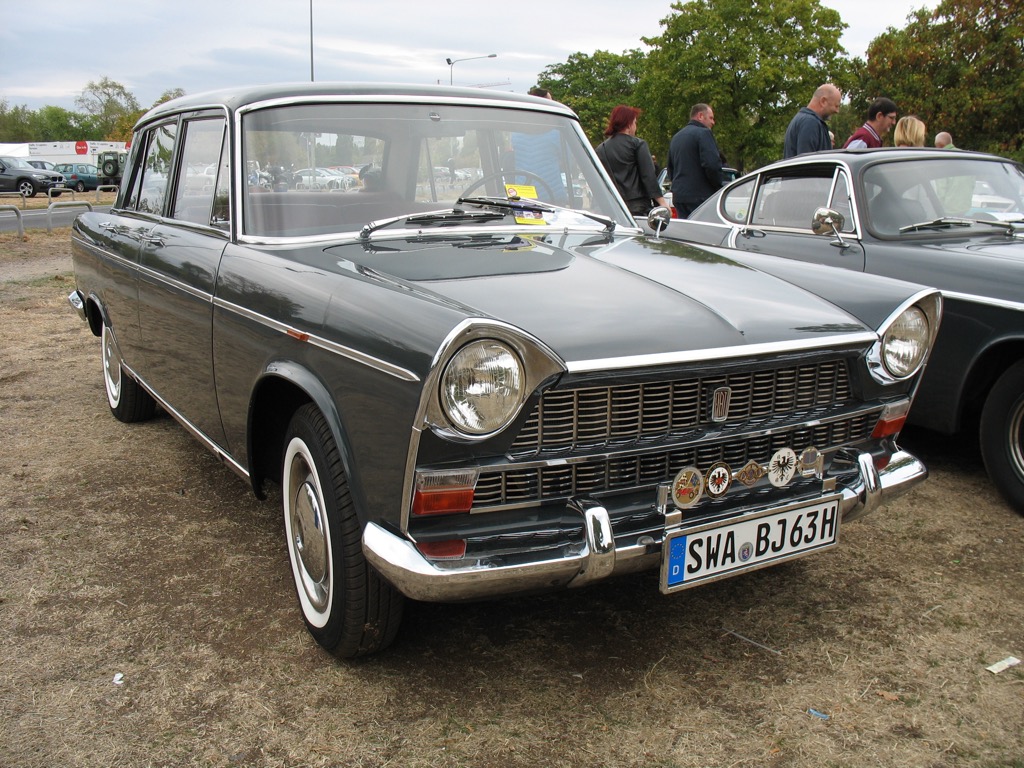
[363,447,925,602]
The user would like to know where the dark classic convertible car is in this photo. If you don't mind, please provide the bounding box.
[651,148,1024,514]
[68,84,941,657]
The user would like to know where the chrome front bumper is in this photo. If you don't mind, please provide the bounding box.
[362,448,926,603]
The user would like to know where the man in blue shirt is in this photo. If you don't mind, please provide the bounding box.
[667,103,723,218]
[783,84,842,159]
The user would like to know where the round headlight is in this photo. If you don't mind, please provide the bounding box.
[882,306,929,378]
[440,340,525,435]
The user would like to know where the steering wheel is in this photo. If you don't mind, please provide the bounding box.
[461,170,555,201]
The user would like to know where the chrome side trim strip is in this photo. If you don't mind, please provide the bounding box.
[123,363,250,482]
[942,290,1024,313]
[212,296,420,382]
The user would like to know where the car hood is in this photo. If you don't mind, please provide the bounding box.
[324,232,870,365]
[915,236,1024,303]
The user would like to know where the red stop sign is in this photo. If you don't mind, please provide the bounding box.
[75,141,88,155]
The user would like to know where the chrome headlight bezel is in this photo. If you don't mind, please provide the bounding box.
[422,320,566,442]
[868,291,942,384]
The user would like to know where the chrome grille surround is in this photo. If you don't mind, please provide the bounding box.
[473,355,869,512]
[510,358,851,458]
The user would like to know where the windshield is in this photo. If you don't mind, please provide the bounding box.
[863,157,1024,235]
[239,102,630,238]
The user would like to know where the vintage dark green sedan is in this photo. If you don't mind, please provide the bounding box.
[68,84,941,657]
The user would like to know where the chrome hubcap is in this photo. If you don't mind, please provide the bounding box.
[103,329,121,404]
[1010,396,1024,477]
[290,475,329,612]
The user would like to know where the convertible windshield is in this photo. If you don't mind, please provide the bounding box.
[864,157,1024,235]
[240,102,630,238]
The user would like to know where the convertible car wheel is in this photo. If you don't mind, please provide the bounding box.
[980,360,1024,515]
[282,404,404,657]
[102,323,155,423]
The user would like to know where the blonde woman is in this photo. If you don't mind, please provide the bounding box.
[894,116,926,147]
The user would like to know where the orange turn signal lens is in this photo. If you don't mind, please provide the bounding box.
[872,399,912,439]
[412,487,475,516]
[416,539,467,559]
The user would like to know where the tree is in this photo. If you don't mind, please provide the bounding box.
[638,0,854,172]
[75,77,142,140]
[857,0,1024,159]
[0,99,34,142]
[537,50,647,146]
[153,88,186,107]
[28,106,86,141]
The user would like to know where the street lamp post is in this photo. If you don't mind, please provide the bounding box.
[446,54,497,85]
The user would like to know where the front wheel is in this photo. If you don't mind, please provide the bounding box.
[282,404,404,656]
[979,360,1024,514]
[102,323,155,423]
[17,180,36,198]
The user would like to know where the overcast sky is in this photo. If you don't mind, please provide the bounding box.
[2,0,933,113]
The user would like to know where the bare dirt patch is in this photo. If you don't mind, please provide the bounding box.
[1,230,1022,767]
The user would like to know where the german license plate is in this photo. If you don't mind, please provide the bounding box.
[660,495,840,593]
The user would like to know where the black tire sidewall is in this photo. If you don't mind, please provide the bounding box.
[284,404,401,656]
[980,360,1024,514]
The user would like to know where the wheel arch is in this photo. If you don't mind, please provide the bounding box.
[960,338,1024,428]
[247,365,368,521]
[82,293,105,337]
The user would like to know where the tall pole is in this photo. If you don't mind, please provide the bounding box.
[309,0,314,82]
[446,54,497,86]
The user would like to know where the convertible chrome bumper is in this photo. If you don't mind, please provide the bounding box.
[363,449,926,603]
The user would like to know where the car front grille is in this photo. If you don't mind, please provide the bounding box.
[509,358,852,458]
[471,356,868,511]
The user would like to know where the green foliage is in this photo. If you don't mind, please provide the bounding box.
[638,0,854,172]
[29,106,88,142]
[74,77,142,140]
[0,99,34,142]
[856,0,1024,159]
[537,49,647,146]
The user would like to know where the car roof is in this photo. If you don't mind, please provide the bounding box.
[137,82,576,128]
[761,146,1015,170]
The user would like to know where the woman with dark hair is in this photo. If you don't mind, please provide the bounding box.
[595,105,667,216]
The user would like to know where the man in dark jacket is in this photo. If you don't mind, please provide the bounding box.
[783,84,842,158]
[666,104,722,218]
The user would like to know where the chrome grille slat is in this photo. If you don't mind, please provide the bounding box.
[511,359,852,458]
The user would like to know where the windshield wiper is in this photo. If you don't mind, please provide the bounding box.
[457,195,616,232]
[899,218,973,233]
[359,207,503,239]
[899,216,1024,235]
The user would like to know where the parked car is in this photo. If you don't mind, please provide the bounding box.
[26,159,57,170]
[55,162,100,192]
[650,148,1024,513]
[97,150,129,186]
[657,166,738,216]
[293,167,354,190]
[68,83,941,657]
[0,155,65,197]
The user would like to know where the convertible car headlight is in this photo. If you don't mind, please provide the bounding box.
[440,340,525,435]
[881,305,930,379]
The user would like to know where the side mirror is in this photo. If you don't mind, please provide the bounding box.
[647,206,672,239]
[812,207,849,249]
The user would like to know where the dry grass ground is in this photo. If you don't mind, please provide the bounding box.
[1,230,1022,767]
